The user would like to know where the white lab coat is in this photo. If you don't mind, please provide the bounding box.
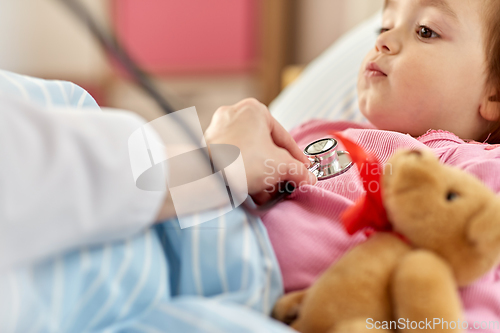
[0,97,166,271]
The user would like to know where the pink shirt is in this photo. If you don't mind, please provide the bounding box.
[262,120,500,330]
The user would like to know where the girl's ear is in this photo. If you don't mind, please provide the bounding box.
[480,86,500,122]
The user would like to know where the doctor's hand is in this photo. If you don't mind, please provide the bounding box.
[204,98,317,204]
[154,98,317,221]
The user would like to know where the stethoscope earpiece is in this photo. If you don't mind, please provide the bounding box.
[304,138,353,180]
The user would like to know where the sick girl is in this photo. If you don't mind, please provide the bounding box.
[259,0,500,328]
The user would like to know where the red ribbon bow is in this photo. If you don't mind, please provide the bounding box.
[331,132,391,235]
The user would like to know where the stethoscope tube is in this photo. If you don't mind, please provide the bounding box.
[56,0,176,115]
[246,182,296,214]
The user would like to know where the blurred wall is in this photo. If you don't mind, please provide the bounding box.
[0,0,383,128]
[295,0,383,64]
[0,0,384,80]
[0,0,109,83]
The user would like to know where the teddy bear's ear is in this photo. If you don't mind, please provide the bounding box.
[466,199,500,252]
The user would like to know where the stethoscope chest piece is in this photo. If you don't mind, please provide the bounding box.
[304,138,353,180]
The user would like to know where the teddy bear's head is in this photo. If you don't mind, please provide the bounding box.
[383,149,500,287]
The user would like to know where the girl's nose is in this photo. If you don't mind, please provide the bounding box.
[375,29,401,55]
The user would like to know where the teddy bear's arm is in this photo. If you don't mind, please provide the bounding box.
[274,233,410,333]
[272,289,307,325]
[392,250,464,333]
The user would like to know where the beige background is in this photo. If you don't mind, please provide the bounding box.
[0,0,383,128]
[295,0,383,63]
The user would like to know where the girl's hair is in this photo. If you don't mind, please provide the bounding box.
[484,0,500,143]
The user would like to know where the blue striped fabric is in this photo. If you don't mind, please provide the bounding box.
[0,70,99,110]
[270,12,382,131]
[0,70,292,332]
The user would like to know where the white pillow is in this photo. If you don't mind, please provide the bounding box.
[270,12,382,131]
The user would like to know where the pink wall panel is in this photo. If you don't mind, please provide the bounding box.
[114,0,258,74]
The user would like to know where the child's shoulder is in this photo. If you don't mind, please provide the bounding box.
[290,120,426,163]
[290,119,373,137]
[416,129,465,147]
[417,129,500,154]
[291,120,500,157]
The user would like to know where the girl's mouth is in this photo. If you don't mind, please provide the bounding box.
[365,62,387,77]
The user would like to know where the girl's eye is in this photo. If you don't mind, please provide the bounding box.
[378,27,390,35]
[417,26,440,39]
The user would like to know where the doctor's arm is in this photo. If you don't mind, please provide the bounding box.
[0,97,166,270]
[0,97,313,270]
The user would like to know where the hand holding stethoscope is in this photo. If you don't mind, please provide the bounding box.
[206,103,354,213]
[204,99,318,207]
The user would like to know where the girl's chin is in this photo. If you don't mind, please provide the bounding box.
[362,115,405,132]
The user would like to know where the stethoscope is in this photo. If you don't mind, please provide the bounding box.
[58,0,353,214]
[304,138,353,180]
[254,138,353,212]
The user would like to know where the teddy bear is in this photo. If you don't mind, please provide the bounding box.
[271,139,500,333]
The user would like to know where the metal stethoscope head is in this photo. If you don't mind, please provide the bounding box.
[251,137,353,213]
[304,138,353,180]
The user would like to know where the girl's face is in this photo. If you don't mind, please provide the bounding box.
[357,0,494,140]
